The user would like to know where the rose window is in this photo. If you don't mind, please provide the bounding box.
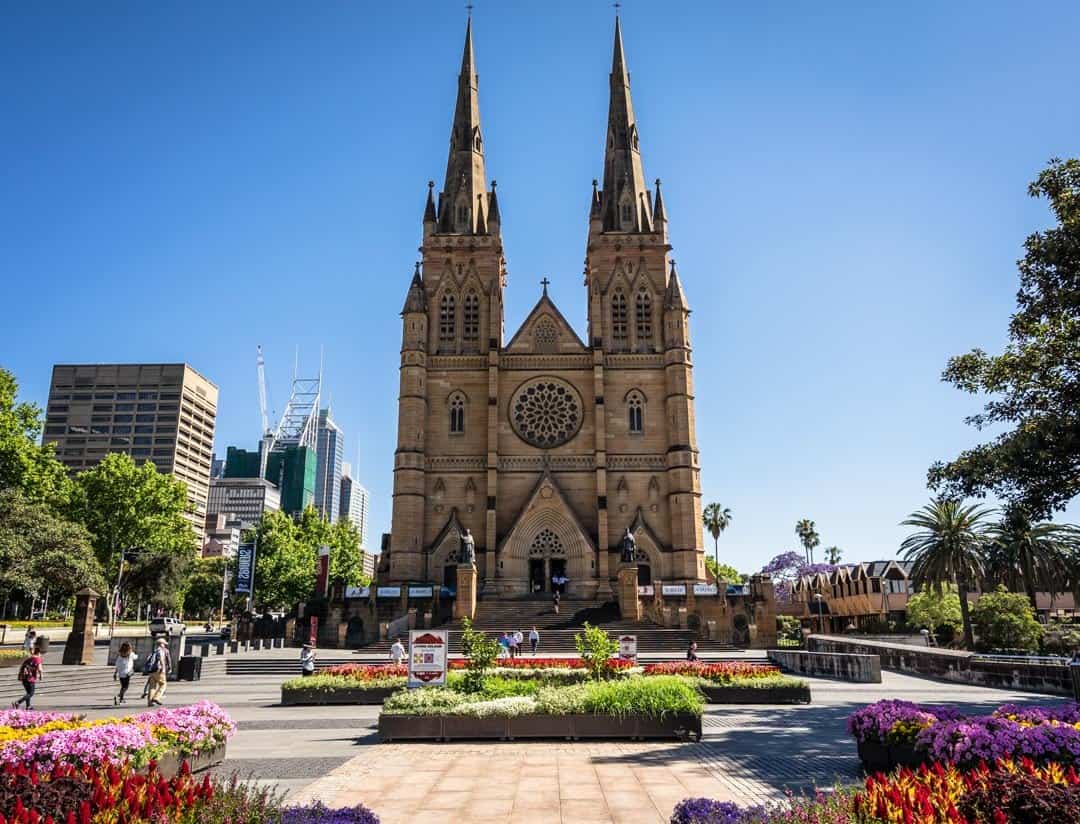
[528,528,565,557]
[510,378,583,448]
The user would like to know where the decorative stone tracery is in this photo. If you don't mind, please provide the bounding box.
[509,378,583,448]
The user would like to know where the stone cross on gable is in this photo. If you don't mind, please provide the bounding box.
[540,277,550,296]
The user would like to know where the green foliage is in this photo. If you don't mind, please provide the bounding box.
[905,585,964,635]
[823,546,843,565]
[930,158,1080,518]
[984,506,1079,610]
[383,687,468,715]
[1043,620,1080,656]
[900,498,994,649]
[0,489,105,600]
[0,366,71,505]
[181,557,228,619]
[970,586,1044,652]
[574,622,619,680]
[795,519,820,564]
[704,558,745,584]
[282,674,407,693]
[702,503,733,572]
[68,453,195,608]
[459,617,500,693]
[776,615,802,643]
[534,684,590,715]
[581,676,704,719]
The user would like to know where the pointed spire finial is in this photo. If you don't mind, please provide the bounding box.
[540,277,550,296]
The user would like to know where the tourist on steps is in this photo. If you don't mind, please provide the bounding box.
[552,590,560,615]
[513,630,524,658]
[300,643,316,677]
[529,626,539,655]
[11,641,44,710]
[390,637,406,665]
[686,641,699,662]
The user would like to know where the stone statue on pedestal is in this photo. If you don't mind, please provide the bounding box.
[620,528,636,564]
[459,528,476,566]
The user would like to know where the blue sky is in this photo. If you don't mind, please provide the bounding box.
[2,1,1078,572]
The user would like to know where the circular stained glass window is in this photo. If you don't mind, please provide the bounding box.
[509,378,583,448]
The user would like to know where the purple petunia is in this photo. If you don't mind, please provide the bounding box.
[282,802,380,824]
[670,798,744,824]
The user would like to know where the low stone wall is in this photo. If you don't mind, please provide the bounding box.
[767,649,881,683]
[808,635,1073,696]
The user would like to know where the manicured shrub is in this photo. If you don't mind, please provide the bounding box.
[459,618,501,693]
[382,688,468,716]
[582,676,703,719]
[574,623,620,680]
[970,587,1044,653]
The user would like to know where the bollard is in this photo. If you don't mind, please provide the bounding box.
[1070,663,1080,701]
[215,642,225,655]
[229,640,239,654]
[200,644,210,658]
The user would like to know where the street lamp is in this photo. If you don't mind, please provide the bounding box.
[813,593,825,635]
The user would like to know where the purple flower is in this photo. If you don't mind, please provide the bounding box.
[670,798,744,824]
[283,802,380,824]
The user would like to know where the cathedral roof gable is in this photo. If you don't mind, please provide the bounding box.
[498,469,596,555]
[504,291,587,353]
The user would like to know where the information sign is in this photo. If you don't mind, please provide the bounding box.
[407,629,448,688]
[662,584,687,596]
[618,634,638,662]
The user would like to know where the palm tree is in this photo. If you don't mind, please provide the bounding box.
[702,504,732,579]
[900,499,993,650]
[824,546,843,565]
[986,506,1079,613]
[795,519,820,565]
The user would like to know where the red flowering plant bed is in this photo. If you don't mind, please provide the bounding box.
[448,657,634,671]
[643,662,781,682]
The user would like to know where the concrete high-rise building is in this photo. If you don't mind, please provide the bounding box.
[42,363,218,542]
[339,463,369,548]
[206,477,281,532]
[315,409,343,523]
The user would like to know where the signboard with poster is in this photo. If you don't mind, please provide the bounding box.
[407,629,448,688]
[693,583,719,596]
[618,634,637,662]
[662,584,687,596]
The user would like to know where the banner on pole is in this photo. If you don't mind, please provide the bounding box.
[235,543,256,594]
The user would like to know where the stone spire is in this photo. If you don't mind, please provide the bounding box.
[664,260,688,311]
[437,18,490,235]
[599,16,652,233]
[401,262,427,314]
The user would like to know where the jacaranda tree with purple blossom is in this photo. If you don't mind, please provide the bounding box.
[757,551,836,603]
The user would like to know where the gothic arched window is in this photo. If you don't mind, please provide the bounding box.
[439,293,457,349]
[635,291,653,347]
[611,292,628,348]
[449,393,465,435]
[627,390,645,434]
[463,291,480,345]
[621,203,632,223]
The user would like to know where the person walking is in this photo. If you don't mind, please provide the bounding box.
[552,590,560,615]
[22,627,36,654]
[11,642,44,709]
[390,637,406,665]
[300,643,316,677]
[113,642,138,705]
[686,641,699,662]
[513,630,524,658]
[529,626,539,655]
[145,638,171,706]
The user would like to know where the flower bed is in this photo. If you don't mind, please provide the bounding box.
[0,651,24,669]
[643,662,781,681]
[848,699,1080,771]
[0,702,235,770]
[671,758,1080,822]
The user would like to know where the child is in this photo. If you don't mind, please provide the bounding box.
[113,641,138,705]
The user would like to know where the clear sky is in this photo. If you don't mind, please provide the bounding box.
[2,1,1078,573]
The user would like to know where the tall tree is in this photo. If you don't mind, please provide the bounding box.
[824,546,843,565]
[704,558,745,585]
[248,509,315,610]
[701,504,732,580]
[0,367,70,504]
[929,158,1080,518]
[985,505,1078,612]
[68,453,195,619]
[181,557,229,620]
[0,489,105,608]
[900,499,993,650]
[795,519,820,565]
[758,551,836,603]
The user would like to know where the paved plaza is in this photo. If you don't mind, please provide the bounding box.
[20,660,1067,822]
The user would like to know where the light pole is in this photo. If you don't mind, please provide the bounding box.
[813,593,825,635]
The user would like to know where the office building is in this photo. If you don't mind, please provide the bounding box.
[42,363,218,541]
[339,463,369,547]
[202,513,240,558]
[206,476,281,532]
[315,409,344,523]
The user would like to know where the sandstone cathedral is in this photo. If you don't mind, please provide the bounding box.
[379,17,707,602]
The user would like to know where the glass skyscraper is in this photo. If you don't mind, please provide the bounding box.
[315,409,343,523]
[340,464,370,548]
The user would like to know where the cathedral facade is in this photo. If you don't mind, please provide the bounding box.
[383,18,706,600]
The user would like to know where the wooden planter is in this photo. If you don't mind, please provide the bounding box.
[700,684,811,705]
[443,715,508,740]
[281,686,397,706]
[378,713,701,742]
[856,739,926,774]
[153,743,227,779]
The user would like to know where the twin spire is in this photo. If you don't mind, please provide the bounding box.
[425,16,661,239]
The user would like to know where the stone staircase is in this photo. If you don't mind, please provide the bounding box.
[359,597,744,655]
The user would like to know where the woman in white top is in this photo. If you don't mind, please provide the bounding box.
[390,638,406,665]
[300,643,316,676]
[113,641,138,705]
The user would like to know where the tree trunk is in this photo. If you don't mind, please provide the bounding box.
[957,577,975,650]
[713,536,719,580]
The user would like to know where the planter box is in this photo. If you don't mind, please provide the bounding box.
[153,743,227,779]
[379,714,444,741]
[281,686,397,706]
[443,715,508,740]
[856,739,926,774]
[507,714,573,740]
[377,714,701,742]
[700,684,811,705]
